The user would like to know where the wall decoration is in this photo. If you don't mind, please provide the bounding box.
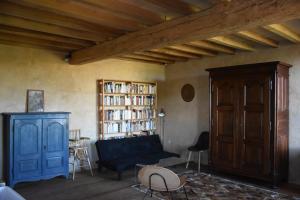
[181,84,195,102]
[26,90,44,112]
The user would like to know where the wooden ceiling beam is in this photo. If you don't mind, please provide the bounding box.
[82,0,163,25]
[0,32,82,50]
[0,14,108,41]
[122,54,174,64]
[118,56,166,65]
[264,24,300,43]
[188,40,235,54]
[0,25,94,47]
[237,30,278,47]
[0,1,124,36]
[208,36,255,51]
[136,51,188,62]
[168,44,216,56]
[10,0,144,31]
[70,0,300,64]
[144,0,198,15]
[152,48,202,59]
[0,39,67,52]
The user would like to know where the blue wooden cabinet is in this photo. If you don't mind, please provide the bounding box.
[2,112,70,187]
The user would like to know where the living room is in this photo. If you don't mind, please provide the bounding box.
[1,0,300,199]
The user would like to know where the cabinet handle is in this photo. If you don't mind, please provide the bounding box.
[43,145,46,150]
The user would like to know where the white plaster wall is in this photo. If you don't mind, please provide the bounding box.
[159,44,300,184]
[0,44,165,180]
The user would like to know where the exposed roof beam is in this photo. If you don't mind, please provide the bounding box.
[168,44,216,56]
[9,0,143,31]
[0,14,108,41]
[136,51,188,62]
[0,1,123,36]
[264,24,300,43]
[0,25,94,47]
[208,36,255,51]
[188,40,235,54]
[237,30,278,47]
[70,0,300,64]
[144,0,197,15]
[152,48,202,59]
[123,53,174,64]
[118,56,166,65]
[82,0,163,25]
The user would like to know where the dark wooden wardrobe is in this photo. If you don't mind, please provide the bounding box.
[206,61,291,186]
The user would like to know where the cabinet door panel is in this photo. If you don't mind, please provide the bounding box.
[212,79,237,168]
[239,76,271,175]
[42,119,68,176]
[13,119,42,180]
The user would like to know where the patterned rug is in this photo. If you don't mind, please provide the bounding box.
[132,172,298,200]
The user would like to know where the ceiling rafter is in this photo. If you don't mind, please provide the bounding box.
[123,53,175,64]
[118,56,166,65]
[208,36,255,51]
[135,51,188,62]
[264,24,300,43]
[188,40,235,54]
[237,30,278,48]
[168,44,217,56]
[152,48,202,59]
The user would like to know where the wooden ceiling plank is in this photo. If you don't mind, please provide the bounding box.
[11,0,144,31]
[168,44,216,56]
[264,24,300,43]
[0,14,108,41]
[0,32,81,50]
[136,51,188,61]
[0,1,124,36]
[0,39,67,52]
[145,0,197,15]
[188,40,235,54]
[82,0,163,25]
[237,30,278,47]
[208,36,255,51]
[69,0,300,64]
[152,48,202,59]
[118,56,165,65]
[123,54,174,64]
[0,25,94,47]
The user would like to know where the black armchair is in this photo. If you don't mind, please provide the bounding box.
[185,131,209,173]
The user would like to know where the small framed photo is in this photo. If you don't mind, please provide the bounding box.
[26,90,44,112]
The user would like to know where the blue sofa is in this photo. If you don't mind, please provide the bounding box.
[95,135,179,179]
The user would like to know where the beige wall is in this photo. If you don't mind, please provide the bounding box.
[159,44,300,185]
[0,44,165,179]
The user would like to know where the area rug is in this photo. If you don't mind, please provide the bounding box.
[132,172,298,200]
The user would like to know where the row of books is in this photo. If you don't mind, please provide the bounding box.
[132,109,156,119]
[104,82,130,93]
[132,84,156,94]
[132,96,155,106]
[103,120,156,134]
[104,109,132,120]
[104,96,131,106]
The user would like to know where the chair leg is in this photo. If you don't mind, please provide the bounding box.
[183,186,189,200]
[198,151,201,173]
[143,189,149,200]
[84,149,94,176]
[186,151,192,169]
[72,149,77,181]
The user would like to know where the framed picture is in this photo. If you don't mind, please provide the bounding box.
[27,90,44,112]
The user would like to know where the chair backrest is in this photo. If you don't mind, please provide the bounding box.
[69,129,81,147]
[138,166,180,192]
[195,131,209,150]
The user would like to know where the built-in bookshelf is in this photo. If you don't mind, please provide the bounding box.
[97,79,157,139]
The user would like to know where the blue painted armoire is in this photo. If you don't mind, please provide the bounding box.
[2,112,70,187]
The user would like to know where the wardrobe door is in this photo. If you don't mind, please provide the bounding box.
[13,119,42,180]
[42,118,68,176]
[238,75,271,176]
[211,78,238,169]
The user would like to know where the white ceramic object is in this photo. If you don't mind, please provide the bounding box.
[138,165,181,191]
[0,186,25,200]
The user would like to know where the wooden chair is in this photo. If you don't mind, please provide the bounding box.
[69,129,93,180]
[138,165,188,200]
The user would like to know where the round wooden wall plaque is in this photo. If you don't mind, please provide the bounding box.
[181,84,195,102]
